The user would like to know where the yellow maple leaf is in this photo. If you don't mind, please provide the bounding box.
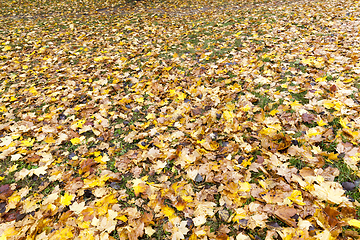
[116,215,128,222]
[72,119,85,129]
[290,100,302,110]
[132,179,147,196]
[8,164,18,173]
[56,226,74,239]
[177,92,187,101]
[301,58,313,66]
[287,190,306,206]
[313,58,325,68]
[181,195,193,203]
[84,175,110,188]
[223,110,234,122]
[344,129,360,140]
[146,113,155,120]
[60,192,74,206]
[232,208,247,223]
[69,201,86,214]
[44,136,56,144]
[0,226,17,240]
[134,184,146,196]
[74,105,82,111]
[145,226,156,237]
[312,182,348,204]
[20,138,35,147]
[70,137,81,145]
[307,128,320,137]
[269,109,279,116]
[241,105,251,112]
[327,152,338,161]
[28,87,38,95]
[323,100,334,109]
[241,157,252,168]
[94,56,109,62]
[94,155,105,164]
[348,219,360,228]
[317,119,327,127]
[168,89,176,97]
[9,194,21,206]
[162,205,175,218]
[343,78,354,83]
[77,221,91,229]
[315,76,327,82]
[3,46,11,51]
[260,127,277,136]
[135,97,144,103]
[239,182,251,192]
[339,118,350,129]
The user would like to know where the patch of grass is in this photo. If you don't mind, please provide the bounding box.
[293,131,303,138]
[107,157,119,173]
[243,196,256,207]
[252,92,273,109]
[289,157,307,170]
[319,140,337,153]
[59,141,78,153]
[249,170,265,183]
[244,228,267,240]
[150,221,171,240]
[328,117,341,135]
[291,90,309,104]
[289,60,307,73]
[0,159,42,186]
[41,181,59,195]
[331,159,357,183]
[109,230,120,240]
[206,218,221,233]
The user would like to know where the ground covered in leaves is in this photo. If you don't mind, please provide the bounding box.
[1,0,360,239]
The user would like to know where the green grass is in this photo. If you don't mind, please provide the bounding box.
[289,157,307,170]
[0,158,49,196]
[107,157,119,172]
[243,228,267,240]
[290,90,309,104]
[252,91,273,109]
[319,140,337,153]
[331,159,357,183]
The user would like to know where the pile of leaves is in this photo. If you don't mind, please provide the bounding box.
[1,0,360,239]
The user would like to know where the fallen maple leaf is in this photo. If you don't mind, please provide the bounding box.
[60,192,74,206]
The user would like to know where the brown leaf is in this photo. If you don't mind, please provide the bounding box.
[0,184,13,201]
[274,206,297,227]
[324,206,340,228]
[329,84,337,92]
[256,155,264,164]
[343,230,360,238]
[301,113,316,123]
[191,107,202,116]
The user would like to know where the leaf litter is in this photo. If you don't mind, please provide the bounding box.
[0,0,360,239]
